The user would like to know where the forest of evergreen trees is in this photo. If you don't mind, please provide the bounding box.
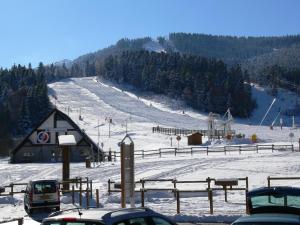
[99,50,256,117]
[164,33,300,65]
[72,33,300,92]
[259,65,300,96]
[0,63,52,152]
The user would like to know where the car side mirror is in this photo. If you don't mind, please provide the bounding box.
[21,190,26,193]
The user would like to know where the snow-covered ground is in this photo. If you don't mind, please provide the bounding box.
[1,77,300,223]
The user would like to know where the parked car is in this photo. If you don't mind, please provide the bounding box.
[24,179,60,214]
[42,207,177,225]
[232,186,300,225]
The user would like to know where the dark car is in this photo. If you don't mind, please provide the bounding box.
[232,186,300,225]
[42,207,177,225]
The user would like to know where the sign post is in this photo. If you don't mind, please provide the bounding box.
[176,135,181,149]
[120,134,135,208]
[58,135,77,191]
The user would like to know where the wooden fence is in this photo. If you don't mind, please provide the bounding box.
[0,218,23,225]
[111,144,294,159]
[152,126,235,137]
[267,176,300,188]
[108,176,249,214]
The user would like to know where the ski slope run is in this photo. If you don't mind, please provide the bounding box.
[49,77,207,129]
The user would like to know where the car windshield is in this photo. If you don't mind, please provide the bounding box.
[248,187,300,214]
[34,182,57,194]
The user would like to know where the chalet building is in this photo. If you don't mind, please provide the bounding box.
[10,108,103,163]
[187,132,203,145]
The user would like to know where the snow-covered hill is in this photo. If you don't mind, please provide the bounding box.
[48,77,300,151]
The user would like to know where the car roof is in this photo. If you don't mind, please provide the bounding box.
[248,186,300,197]
[30,179,58,184]
[44,208,112,220]
[247,186,300,215]
[233,213,300,224]
[44,207,162,223]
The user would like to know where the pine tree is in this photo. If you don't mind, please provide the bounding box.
[17,98,31,135]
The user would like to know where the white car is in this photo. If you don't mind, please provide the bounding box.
[24,179,60,214]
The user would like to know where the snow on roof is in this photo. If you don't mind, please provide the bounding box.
[58,135,77,145]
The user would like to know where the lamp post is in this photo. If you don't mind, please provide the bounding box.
[94,120,105,163]
[105,117,113,138]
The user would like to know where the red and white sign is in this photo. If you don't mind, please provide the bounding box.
[37,131,50,144]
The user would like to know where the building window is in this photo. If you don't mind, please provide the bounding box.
[23,152,34,157]
[80,149,89,157]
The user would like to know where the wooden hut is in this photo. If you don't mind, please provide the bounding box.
[187,132,203,145]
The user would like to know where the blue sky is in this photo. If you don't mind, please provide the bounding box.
[0,0,299,68]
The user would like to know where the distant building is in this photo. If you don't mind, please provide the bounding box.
[187,132,203,145]
[10,108,103,163]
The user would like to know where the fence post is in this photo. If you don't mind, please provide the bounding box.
[292,144,294,152]
[208,189,213,215]
[207,177,211,200]
[207,177,211,190]
[90,180,93,199]
[176,190,180,214]
[268,176,271,203]
[141,189,145,207]
[79,180,82,206]
[206,147,209,156]
[245,177,249,190]
[10,183,13,197]
[80,177,82,190]
[142,150,144,159]
[76,177,79,188]
[224,186,228,202]
[191,147,193,156]
[159,148,161,158]
[224,146,226,155]
[141,179,145,189]
[256,145,259,153]
[175,148,177,156]
[272,144,274,153]
[18,218,23,225]
[173,179,177,197]
[239,146,241,154]
[86,188,90,209]
[72,185,75,205]
[108,179,111,195]
[96,189,100,208]
[245,189,249,214]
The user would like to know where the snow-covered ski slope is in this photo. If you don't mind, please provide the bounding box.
[48,77,300,150]
[1,77,300,222]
